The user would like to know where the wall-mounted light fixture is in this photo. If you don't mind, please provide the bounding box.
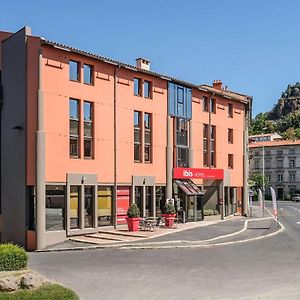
[81,176,86,184]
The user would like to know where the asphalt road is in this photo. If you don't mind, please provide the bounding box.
[29,203,300,300]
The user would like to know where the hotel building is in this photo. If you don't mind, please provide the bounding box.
[0,27,252,250]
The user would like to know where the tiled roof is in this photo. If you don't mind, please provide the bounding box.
[249,140,300,148]
[41,39,252,104]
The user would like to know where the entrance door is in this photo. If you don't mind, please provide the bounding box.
[84,186,94,228]
[277,187,284,200]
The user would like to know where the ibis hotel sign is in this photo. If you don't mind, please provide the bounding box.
[173,168,224,180]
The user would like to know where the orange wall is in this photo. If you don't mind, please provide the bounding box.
[41,46,167,184]
[30,44,246,187]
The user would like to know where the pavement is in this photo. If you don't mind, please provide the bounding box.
[40,207,282,252]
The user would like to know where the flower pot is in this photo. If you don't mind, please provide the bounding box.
[162,214,176,227]
[126,217,140,231]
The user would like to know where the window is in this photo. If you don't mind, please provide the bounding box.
[84,186,94,228]
[176,118,189,167]
[228,128,233,143]
[176,118,188,146]
[289,148,295,154]
[177,147,189,167]
[69,60,80,81]
[277,150,283,155]
[278,174,283,182]
[145,186,153,217]
[265,159,271,169]
[134,111,142,162]
[254,151,259,156]
[134,78,142,96]
[84,101,93,158]
[228,103,233,118]
[228,154,233,169]
[277,160,283,168]
[144,113,152,162]
[203,124,208,166]
[265,150,271,156]
[135,186,143,217]
[70,186,80,229]
[155,186,165,217]
[289,159,295,168]
[266,173,271,182]
[254,160,260,169]
[70,99,80,157]
[144,81,152,99]
[210,98,216,113]
[210,125,216,167]
[168,83,192,119]
[83,64,93,84]
[98,186,113,226]
[46,185,65,231]
[203,97,208,112]
[290,172,296,183]
[177,87,184,116]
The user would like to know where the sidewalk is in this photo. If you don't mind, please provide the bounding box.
[40,208,282,252]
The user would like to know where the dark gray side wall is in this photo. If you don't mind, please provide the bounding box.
[1,27,30,246]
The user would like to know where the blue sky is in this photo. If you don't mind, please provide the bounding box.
[1,0,300,116]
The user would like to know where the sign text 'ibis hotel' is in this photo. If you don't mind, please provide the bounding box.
[173,168,224,180]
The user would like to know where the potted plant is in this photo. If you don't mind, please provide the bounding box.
[162,203,177,227]
[126,203,141,231]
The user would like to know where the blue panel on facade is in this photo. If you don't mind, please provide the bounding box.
[168,82,192,120]
[168,83,175,116]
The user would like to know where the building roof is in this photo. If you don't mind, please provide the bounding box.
[249,139,300,148]
[41,39,252,105]
[249,133,282,138]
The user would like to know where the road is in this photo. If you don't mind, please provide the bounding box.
[29,202,300,300]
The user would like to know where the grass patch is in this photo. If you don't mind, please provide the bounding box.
[0,283,79,300]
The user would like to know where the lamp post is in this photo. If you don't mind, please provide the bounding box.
[262,145,265,217]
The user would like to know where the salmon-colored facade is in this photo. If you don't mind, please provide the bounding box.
[0,27,252,250]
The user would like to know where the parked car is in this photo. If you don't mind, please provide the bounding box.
[292,194,300,202]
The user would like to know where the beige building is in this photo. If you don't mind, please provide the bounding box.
[249,139,300,199]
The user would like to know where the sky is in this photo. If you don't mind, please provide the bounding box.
[1,0,300,116]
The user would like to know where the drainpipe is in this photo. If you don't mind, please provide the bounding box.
[36,49,46,250]
[166,116,173,201]
[113,65,121,229]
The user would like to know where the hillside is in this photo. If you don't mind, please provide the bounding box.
[250,82,300,139]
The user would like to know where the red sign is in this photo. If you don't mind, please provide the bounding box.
[173,168,224,180]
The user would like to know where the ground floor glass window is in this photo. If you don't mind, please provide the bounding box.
[84,186,94,228]
[70,186,80,229]
[98,186,113,226]
[46,185,65,231]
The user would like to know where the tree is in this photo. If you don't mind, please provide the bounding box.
[249,173,269,190]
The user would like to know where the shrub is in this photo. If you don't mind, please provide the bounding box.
[0,243,28,271]
[163,203,176,214]
[126,203,140,218]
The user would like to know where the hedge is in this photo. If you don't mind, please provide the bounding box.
[0,244,28,271]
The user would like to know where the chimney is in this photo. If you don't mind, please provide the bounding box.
[213,80,223,90]
[136,57,150,71]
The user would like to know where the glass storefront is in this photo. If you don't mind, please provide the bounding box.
[156,186,165,217]
[70,186,80,229]
[145,186,153,217]
[84,186,94,228]
[46,185,65,231]
[98,186,112,226]
[135,186,143,217]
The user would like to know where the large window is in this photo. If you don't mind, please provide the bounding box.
[69,60,80,81]
[144,113,152,162]
[98,186,113,226]
[277,160,283,168]
[210,125,216,167]
[290,172,296,183]
[289,159,296,168]
[70,186,80,229]
[135,186,143,217]
[145,186,153,217]
[134,111,142,162]
[203,97,208,112]
[83,64,93,84]
[46,186,65,231]
[176,118,189,167]
[70,99,80,157]
[177,87,184,116]
[210,98,216,113]
[228,128,233,143]
[134,78,142,96]
[228,103,233,118]
[228,154,234,169]
[278,174,283,182]
[84,186,94,228]
[203,124,208,166]
[144,81,152,99]
[155,186,165,217]
[84,101,93,158]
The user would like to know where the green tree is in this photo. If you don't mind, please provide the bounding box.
[249,173,269,190]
